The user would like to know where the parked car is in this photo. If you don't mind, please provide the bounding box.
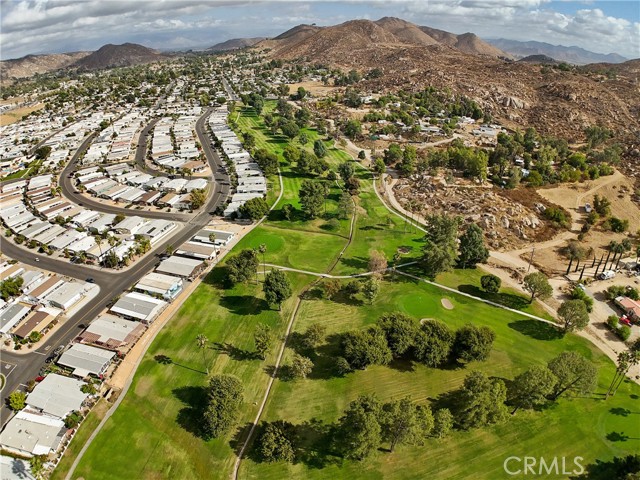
[620,316,632,327]
[53,345,65,355]
[598,270,615,280]
[584,203,592,213]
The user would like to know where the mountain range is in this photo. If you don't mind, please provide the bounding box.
[486,38,628,65]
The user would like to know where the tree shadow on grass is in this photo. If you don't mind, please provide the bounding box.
[338,256,368,271]
[173,385,208,439]
[606,431,630,442]
[229,422,254,457]
[330,290,364,307]
[458,284,530,310]
[212,342,259,361]
[154,354,206,374]
[387,357,416,373]
[203,266,228,288]
[508,319,564,341]
[610,407,633,417]
[569,455,640,480]
[307,334,345,380]
[300,286,324,301]
[220,295,269,315]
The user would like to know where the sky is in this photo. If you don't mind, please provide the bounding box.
[1,0,639,60]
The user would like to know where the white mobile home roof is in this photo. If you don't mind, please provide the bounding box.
[113,215,147,234]
[57,343,115,377]
[26,373,89,419]
[81,314,144,346]
[156,256,203,278]
[110,292,166,322]
[135,272,183,296]
[0,410,66,457]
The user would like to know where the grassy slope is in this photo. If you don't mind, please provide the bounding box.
[72,100,640,480]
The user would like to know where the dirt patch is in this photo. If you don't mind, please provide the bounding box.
[0,103,44,126]
[288,81,338,97]
[441,298,454,310]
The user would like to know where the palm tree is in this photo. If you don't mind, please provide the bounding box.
[196,334,209,374]
[258,244,267,281]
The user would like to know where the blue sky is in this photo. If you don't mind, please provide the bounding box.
[1,0,638,60]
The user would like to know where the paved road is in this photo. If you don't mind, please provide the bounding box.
[133,118,171,178]
[58,131,192,222]
[0,109,230,427]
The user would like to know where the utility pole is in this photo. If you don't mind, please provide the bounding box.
[527,246,535,274]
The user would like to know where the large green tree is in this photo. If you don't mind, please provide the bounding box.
[453,324,496,363]
[457,223,489,268]
[299,180,325,219]
[557,299,590,332]
[341,325,392,370]
[509,366,557,414]
[523,272,553,303]
[238,197,269,220]
[377,312,417,358]
[336,395,382,460]
[300,323,326,350]
[263,269,292,310]
[313,139,327,158]
[226,249,258,284]
[258,421,295,462]
[547,351,598,400]
[203,375,244,439]
[457,371,508,429]
[414,319,455,367]
[421,214,461,278]
[254,324,273,359]
[380,397,434,452]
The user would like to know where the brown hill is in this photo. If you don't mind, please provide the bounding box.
[419,26,509,58]
[208,37,265,52]
[267,19,639,140]
[73,43,166,70]
[375,17,438,46]
[0,52,90,80]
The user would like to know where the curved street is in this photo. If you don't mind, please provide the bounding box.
[0,108,231,426]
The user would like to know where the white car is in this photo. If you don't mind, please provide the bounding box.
[598,270,615,280]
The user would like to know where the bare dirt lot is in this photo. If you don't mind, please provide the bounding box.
[0,103,45,126]
[287,81,338,97]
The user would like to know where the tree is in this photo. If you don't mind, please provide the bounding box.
[290,353,314,379]
[258,421,295,462]
[593,194,611,216]
[203,375,244,439]
[368,250,387,273]
[254,323,272,359]
[34,145,52,160]
[197,334,209,374]
[421,214,461,278]
[337,191,354,219]
[64,410,82,428]
[431,408,454,438]
[299,180,325,219]
[509,366,557,414]
[338,161,356,183]
[336,395,382,460]
[558,299,589,332]
[584,125,611,149]
[374,158,386,174]
[343,279,361,299]
[343,119,362,139]
[523,272,553,304]
[282,203,294,221]
[480,274,501,293]
[226,249,258,284]
[323,279,341,300]
[547,352,598,400]
[606,350,640,398]
[313,139,327,158]
[8,390,26,411]
[29,455,47,477]
[414,319,455,367]
[377,312,418,358]
[301,323,326,350]
[263,269,292,310]
[362,276,380,304]
[253,148,279,175]
[381,397,433,452]
[453,324,496,363]
[358,150,367,160]
[341,325,392,369]
[0,276,24,300]
[258,243,267,280]
[280,120,300,139]
[457,224,489,268]
[189,188,207,209]
[458,371,508,429]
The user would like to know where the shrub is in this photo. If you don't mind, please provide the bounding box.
[606,314,619,331]
[543,206,571,228]
[571,287,594,312]
[604,217,629,233]
[619,325,632,341]
[480,274,501,293]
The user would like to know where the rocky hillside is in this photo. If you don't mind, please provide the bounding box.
[208,37,265,52]
[518,54,558,64]
[419,26,509,58]
[266,18,640,139]
[486,39,628,65]
[0,52,90,80]
[72,43,166,70]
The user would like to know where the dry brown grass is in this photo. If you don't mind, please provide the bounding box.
[0,103,44,126]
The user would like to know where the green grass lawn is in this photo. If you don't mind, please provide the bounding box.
[72,271,308,480]
[240,275,640,480]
